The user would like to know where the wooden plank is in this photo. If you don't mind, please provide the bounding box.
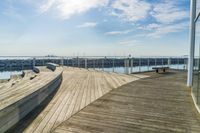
[79,72,90,109]
[31,73,77,133]
[53,71,200,133]
[0,69,62,132]
[9,67,136,133]
[51,73,80,129]
[72,73,89,115]
[23,73,75,132]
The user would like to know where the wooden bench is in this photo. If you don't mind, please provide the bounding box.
[152,67,169,73]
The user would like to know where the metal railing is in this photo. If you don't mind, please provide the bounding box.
[0,56,188,73]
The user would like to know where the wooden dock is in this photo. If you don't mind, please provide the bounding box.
[53,71,200,133]
[10,67,139,133]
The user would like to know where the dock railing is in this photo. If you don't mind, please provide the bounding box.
[0,56,188,74]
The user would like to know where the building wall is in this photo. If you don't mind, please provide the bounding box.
[193,0,200,109]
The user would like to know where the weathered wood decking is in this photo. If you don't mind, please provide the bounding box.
[10,67,139,133]
[53,71,200,133]
[0,69,61,111]
[0,67,62,132]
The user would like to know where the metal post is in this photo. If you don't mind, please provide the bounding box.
[124,59,126,74]
[177,58,179,69]
[60,58,62,66]
[162,58,164,67]
[77,57,80,68]
[125,59,127,74]
[168,58,171,67]
[112,58,115,72]
[131,58,133,73]
[33,58,36,69]
[124,59,127,74]
[43,59,45,66]
[139,58,141,72]
[127,59,129,74]
[147,58,150,71]
[102,58,104,71]
[9,61,12,71]
[21,60,23,70]
[185,58,188,70]
[155,58,157,66]
[72,58,74,68]
[187,0,196,86]
[85,58,87,69]
[93,59,95,69]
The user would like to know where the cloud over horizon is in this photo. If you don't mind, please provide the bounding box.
[0,0,190,56]
[110,0,151,22]
[34,0,189,38]
[76,22,98,28]
[105,30,133,35]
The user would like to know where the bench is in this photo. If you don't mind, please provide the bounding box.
[152,67,169,73]
[46,63,59,71]
[33,67,40,73]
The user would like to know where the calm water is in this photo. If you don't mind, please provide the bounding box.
[0,71,22,80]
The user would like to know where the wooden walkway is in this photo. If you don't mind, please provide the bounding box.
[53,71,200,133]
[0,67,62,132]
[11,67,139,133]
[0,69,61,111]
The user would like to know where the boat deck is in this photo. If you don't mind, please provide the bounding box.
[11,67,140,133]
[53,71,200,133]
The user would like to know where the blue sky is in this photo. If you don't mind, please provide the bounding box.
[0,0,190,56]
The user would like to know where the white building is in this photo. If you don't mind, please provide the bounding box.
[188,0,200,111]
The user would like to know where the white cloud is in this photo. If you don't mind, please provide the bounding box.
[147,22,189,38]
[151,1,188,24]
[137,23,161,31]
[22,0,189,38]
[135,1,189,38]
[119,40,139,46]
[147,23,161,29]
[76,22,98,28]
[111,0,151,22]
[40,0,55,13]
[105,30,133,35]
[39,0,109,19]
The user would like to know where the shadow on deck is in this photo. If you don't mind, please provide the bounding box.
[53,70,200,133]
[6,82,61,133]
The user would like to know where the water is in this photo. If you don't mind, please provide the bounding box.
[0,71,23,80]
[93,64,186,74]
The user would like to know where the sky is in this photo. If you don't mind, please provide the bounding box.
[0,0,190,56]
